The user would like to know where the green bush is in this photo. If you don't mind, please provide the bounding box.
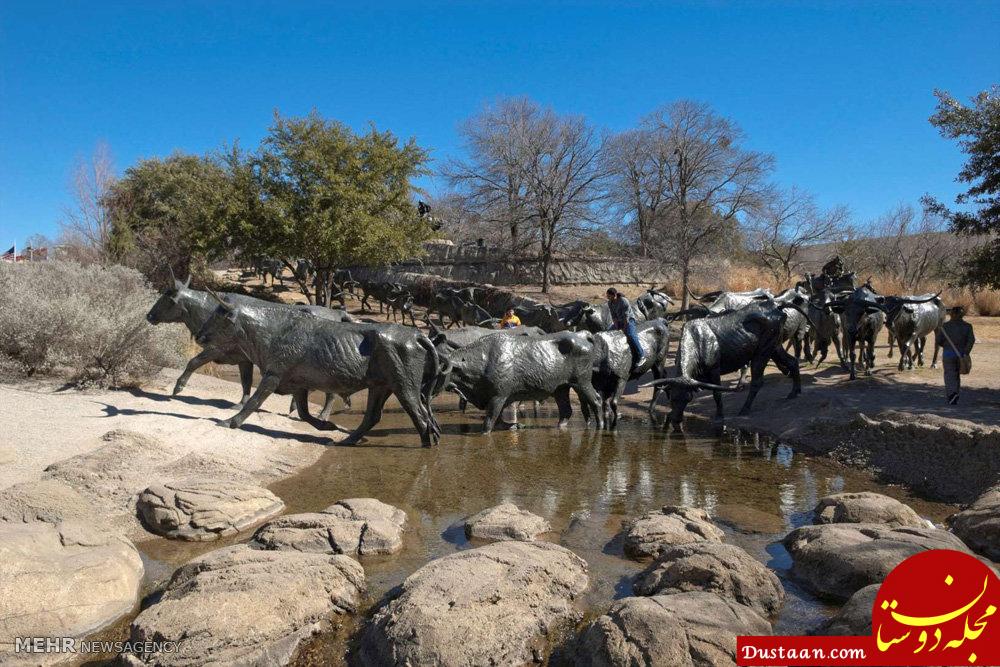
[0,261,186,387]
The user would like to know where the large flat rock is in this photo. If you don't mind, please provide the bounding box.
[573,592,772,667]
[633,542,785,619]
[0,520,143,664]
[253,497,407,555]
[464,502,551,542]
[357,540,588,666]
[621,506,724,559]
[137,478,285,541]
[121,544,365,666]
[813,491,928,528]
[783,523,970,601]
[948,485,1000,561]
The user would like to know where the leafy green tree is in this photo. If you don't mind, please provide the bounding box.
[104,153,233,285]
[230,111,432,304]
[925,86,1000,288]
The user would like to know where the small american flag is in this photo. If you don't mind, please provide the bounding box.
[0,245,14,262]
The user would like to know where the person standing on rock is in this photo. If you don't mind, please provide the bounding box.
[606,288,646,367]
[936,306,975,405]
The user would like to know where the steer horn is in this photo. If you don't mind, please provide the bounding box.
[205,287,234,312]
[684,286,707,302]
[640,377,742,392]
[665,307,711,322]
[902,291,942,304]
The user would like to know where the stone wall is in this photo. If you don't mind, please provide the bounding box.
[379,255,671,287]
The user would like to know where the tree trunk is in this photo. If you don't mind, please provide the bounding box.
[284,259,314,304]
[680,262,691,311]
[541,250,551,293]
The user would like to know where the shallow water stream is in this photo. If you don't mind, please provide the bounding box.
[129,386,955,666]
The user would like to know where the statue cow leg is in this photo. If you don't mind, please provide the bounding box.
[554,387,573,428]
[294,389,338,431]
[573,384,604,430]
[173,348,225,398]
[396,386,438,447]
[864,338,876,375]
[896,335,910,371]
[832,331,845,366]
[609,378,628,429]
[236,361,254,406]
[483,396,508,434]
[735,365,750,390]
[223,373,280,428]
[770,345,802,399]
[713,390,724,420]
[342,388,392,445]
[647,367,664,418]
[737,351,774,416]
[846,339,857,380]
[317,392,343,421]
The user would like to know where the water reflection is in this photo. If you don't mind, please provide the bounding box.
[262,396,954,644]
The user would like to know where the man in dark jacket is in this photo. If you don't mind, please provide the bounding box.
[606,288,646,367]
[936,306,976,405]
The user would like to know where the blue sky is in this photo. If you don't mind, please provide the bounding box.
[1,1,997,245]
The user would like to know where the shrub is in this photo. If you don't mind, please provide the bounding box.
[973,290,1000,316]
[0,261,187,387]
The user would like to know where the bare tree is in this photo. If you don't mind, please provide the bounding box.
[746,186,849,281]
[58,141,116,264]
[444,98,537,255]
[602,125,673,255]
[869,203,961,291]
[520,107,607,292]
[447,98,606,292]
[644,101,773,308]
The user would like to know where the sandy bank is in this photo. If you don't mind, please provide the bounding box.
[0,371,333,538]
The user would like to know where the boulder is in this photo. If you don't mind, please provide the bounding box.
[783,523,970,601]
[818,584,879,636]
[0,520,143,662]
[464,502,551,542]
[573,592,772,667]
[357,540,588,666]
[121,545,364,666]
[948,485,1000,561]
[253,498,406,556]
[622,506,724,559]
[633,542,785,618]
[137,478,285,541]
[813,492,928,528]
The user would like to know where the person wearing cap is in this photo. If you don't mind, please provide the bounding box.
[606,287,646,367]
[936,306,975,405]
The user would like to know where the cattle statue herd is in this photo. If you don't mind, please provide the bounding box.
[146,257,944,445]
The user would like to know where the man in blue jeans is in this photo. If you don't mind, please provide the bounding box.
[606,288,646,368]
